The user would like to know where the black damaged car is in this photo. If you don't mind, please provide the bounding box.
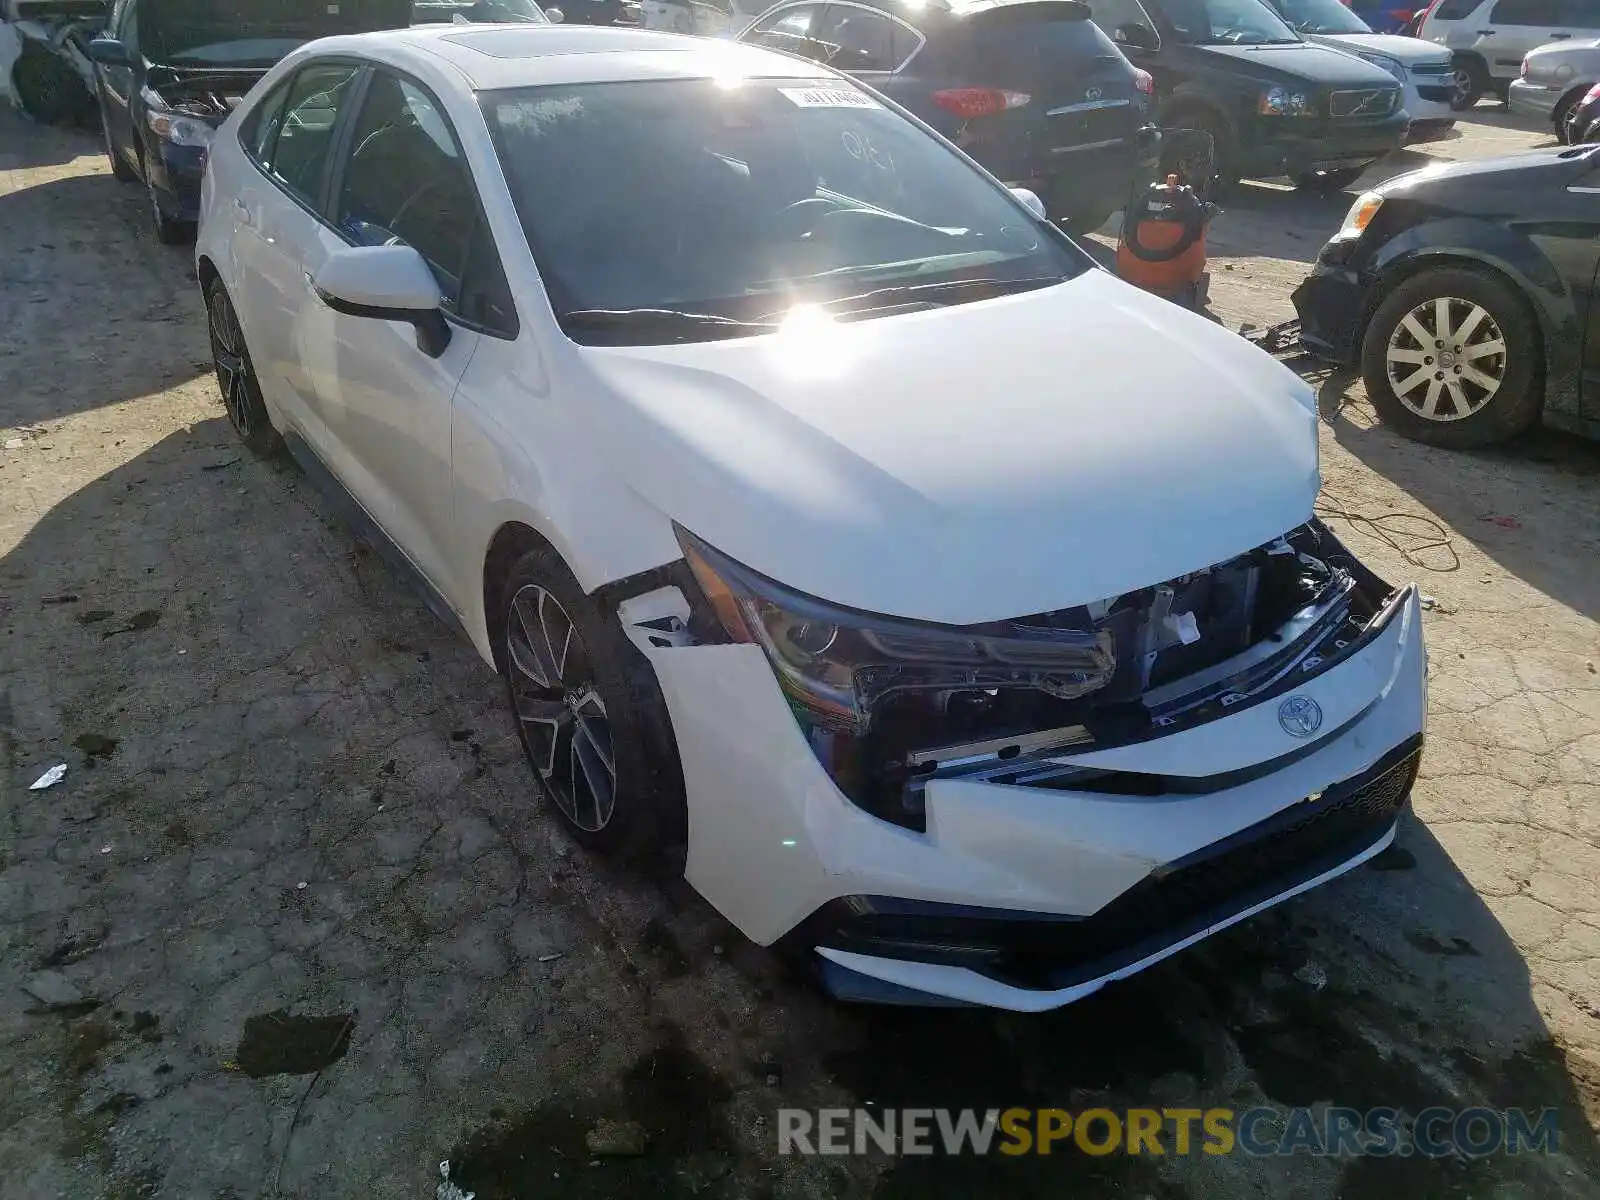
[87,0,414,243]
[1293,147,1600,447]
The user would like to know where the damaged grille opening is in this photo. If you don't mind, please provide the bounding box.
[799,520,1394,831]
[150,71,255,121]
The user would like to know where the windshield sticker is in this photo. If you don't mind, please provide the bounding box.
[777,87,880,109]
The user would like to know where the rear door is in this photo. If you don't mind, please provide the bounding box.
[941,1,1143,171]
[1475,0,1570,77]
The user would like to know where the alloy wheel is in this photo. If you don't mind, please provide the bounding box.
[207,289,258,440]
[1451,67,1475,107]
[1384,295,1507,422]
[506,584,617,833]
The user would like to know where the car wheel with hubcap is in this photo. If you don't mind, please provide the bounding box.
[1450,59,1486,110]
[205,278,282,456]
[1360,266,1542,448]
[499,544,685,857]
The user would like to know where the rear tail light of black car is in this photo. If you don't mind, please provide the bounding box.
[932,88,1032,119]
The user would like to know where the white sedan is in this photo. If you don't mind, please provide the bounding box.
[196,23,1427,1011]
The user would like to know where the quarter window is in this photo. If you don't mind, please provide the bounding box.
[745,5,825,56]
[812,6,918,72]
[1487,0,1561,21]
[335,72,477,306]
[270,63,365,210]
[240,79,293,168]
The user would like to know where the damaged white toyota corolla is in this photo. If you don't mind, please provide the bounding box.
[196,24,1426,1011]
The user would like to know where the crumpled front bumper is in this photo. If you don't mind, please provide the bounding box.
[634,583,1427,1009]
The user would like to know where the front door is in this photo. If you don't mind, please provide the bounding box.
[297,68,486,601]
[98,0,141,167]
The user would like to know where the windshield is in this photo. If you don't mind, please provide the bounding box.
[411,0,547,22]
[483,78,1090,343]
[1271,0,1371,33]
[1154,0,1301,44]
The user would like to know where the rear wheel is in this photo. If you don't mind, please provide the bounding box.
[1552,86,1586,142]
[497,544,686,857]
[1360,265,1542,448]
[1450,57,1487,110]
[205,278,281,457]
[1294,166,1367,194]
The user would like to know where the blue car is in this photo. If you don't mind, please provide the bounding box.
[86,0,542,243]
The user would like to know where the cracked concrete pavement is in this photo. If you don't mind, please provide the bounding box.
[2,106,1598,1199]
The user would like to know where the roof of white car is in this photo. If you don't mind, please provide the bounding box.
[304,23,838,91]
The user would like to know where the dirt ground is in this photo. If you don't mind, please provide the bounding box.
[2,102,1598,1200]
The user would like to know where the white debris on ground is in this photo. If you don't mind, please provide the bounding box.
[28,762,67,790]
[435,1160,474,1200]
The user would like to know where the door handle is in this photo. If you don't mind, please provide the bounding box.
[1550,31,1572,37]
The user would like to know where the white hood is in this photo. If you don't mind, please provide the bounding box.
[1309,32,1453,67]
[580,270,1320,626]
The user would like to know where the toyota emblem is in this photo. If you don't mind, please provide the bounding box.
[1085,86,1103,101]
[1277,696,1324,738]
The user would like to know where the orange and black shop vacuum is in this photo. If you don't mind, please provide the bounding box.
[1115,172,1220,311]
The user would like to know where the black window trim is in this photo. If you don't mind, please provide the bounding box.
[235,55,519,342]
[237,56,375,228]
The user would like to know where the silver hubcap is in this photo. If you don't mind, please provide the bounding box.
[1384,295,1507,423]
[207,292,256,438]
[506,585,616,833]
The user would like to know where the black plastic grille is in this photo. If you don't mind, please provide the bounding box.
[1330,88,1399,118]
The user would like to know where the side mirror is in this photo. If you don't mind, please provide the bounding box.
[312,244,452,358]
[87,37,135,67]
[1115,22,1158,50]
[545,6,565,19]
[1009,187,1048,221]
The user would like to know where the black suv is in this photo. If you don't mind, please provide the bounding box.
[1086,0,1408,191]
[738,0,1160,231]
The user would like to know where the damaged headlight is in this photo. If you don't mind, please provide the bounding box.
[142,90,214,148]
[676,527,1117,734]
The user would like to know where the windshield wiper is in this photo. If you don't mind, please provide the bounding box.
[560,308,778,342]
[778,274,1065,319]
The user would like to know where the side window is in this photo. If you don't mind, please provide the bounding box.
[271,62,364,210]
[240,78,293,169]
[1090,0,1160,43]
[811,6,913,72]
[457,217,519,337]
[746,5,824,56]
[335,71,477,306]
[1562,0,1600,25]
[1432,0,1483,15]
[1489,0,1560,22]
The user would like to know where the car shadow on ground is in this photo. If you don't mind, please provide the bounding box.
[0,123,206,430]
[1312,366,1600,624]
[3,417,1597,1197]
[0,104,101,171]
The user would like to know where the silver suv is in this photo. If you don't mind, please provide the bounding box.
[1418,0,1600,106]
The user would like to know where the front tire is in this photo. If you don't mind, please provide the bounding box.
[102,108,137,182]
[205,278,282,457]
[1450,57,1487,110]
[147,179,192,245]
[498,545,686,857]
[1360,266,1542,448]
